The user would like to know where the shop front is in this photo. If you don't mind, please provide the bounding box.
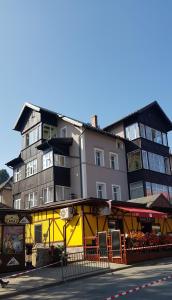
[0,205,30,273]
[25,197,172,266]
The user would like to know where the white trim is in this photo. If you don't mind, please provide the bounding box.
[112,184,121,201]
[80,132,87,198]
[58,115,83,127]
[96,182,107,199]
[94,148,105,167]
[109,152,119,170]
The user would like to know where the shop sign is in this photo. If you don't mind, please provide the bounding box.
[7,257,20,266]
[19,217,30,224]
[5,215,19,224]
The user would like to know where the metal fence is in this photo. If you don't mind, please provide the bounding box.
[60,250,110,281]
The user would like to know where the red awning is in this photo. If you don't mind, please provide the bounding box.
[113,206,167,219]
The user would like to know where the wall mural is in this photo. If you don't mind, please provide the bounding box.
[3,226,24,254]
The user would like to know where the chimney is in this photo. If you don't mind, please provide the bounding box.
[91,115,98,128]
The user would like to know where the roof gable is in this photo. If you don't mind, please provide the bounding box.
[104,101,172,132]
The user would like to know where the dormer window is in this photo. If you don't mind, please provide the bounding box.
[43,124,57,140]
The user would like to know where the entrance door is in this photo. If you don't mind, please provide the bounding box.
[111,230,121,257]
[98,231,108,258]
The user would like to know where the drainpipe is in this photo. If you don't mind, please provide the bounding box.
[79,128,87,198]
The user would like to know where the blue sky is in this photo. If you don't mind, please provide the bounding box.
[1,0,172,172]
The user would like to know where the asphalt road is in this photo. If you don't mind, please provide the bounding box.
[7,258,172,300]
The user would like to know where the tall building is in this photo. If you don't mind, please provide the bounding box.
[7,103,129,210]
[104,101,172,201]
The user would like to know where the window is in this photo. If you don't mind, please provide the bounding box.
[25,192,37,209]
[43,186,54,203]
[162,133,168,146]
[145,182,152,196]
[145,126,152,141]
[35,225,42,243]
[127,150,142,172]
[94,148,104,167]
[96,182,106,199]
[165,157,171,175]
[56,185,71,201]
[130,182,144,199]
[140,123,146,138]
[60,126,67,138]
[112,185,121,201]
[148,152,165,173]
[125,123,139,140]
[43,124,57,140]
[43,151,53,170]
[54,154,68,167]
[142,150,149,169]
[14,167,22,182]
[110,153,119,170]
[25,125,41,147]
[144,125,167,146]
[14,198,21,209]
[26,159,37,177]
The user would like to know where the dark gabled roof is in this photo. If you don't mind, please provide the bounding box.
[6,154,23,168]
[0,177,12,190]
[104,101,172,132]
[14,102,58,132]
[14,102,126,142]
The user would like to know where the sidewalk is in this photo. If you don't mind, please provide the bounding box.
[0,262,130,299]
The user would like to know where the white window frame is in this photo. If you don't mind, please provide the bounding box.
[60,126,67,138]
[26,159,37,177]
[43,151,53,170]
[43,124,57,140]
[14,198,21,209]
[94,148,104,167]
[25,124,41,147]
[109,152,119,170]
[96,182,106,199]
[25,192,37,209]
[14,167,22,183]
[43,186,54,204]
[56,185,71,201]
[112,184,121,201]
[54,154,67,168]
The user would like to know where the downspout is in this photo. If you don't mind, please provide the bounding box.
[79,127,87,198]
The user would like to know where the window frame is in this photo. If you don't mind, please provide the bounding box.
[94,148,105,167]
[43,151,53,170]
[14,167,22,183]
[26,159,37,177]
[14,198,21,209]
[96,182,107,199]
[60,126,67,138]
[109,152,119,170]
[112,184,121,201]
[42,186,54,204]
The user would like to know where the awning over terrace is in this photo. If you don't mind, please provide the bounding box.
[113,206,167,219]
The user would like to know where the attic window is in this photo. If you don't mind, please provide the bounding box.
[43,124,57,140]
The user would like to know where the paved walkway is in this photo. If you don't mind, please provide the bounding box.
[0,261,129,299]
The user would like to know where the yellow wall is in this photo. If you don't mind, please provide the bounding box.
[25,204,172,248]
[26,206,83,247]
